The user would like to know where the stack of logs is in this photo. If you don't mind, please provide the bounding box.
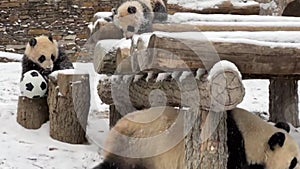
[94,16,300,167]
[95,24,247,168]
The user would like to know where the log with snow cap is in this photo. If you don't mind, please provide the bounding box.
[97,60,245,112]
[48,69,90,144]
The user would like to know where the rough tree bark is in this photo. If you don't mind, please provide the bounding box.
[269,77,299,127]
[185,110,228,169]
[48,72,90,144]
[17,96,49,129]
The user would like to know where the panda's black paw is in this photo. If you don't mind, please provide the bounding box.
[275,122,290,133]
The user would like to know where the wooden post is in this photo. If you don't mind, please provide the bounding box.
[48,72,90,144]
[17,96,49,129]
[109,105,123,129]
[185,110,228,169]
[269,77,299,127]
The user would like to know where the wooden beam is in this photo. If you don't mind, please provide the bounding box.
[134,34,300,77]
[97,68,245,112]
[153,23,300,32]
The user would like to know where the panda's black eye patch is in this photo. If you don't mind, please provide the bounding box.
[38,55,46,63]
[289,157,297,169]
[51,54,55,61]
[127,6,137,14]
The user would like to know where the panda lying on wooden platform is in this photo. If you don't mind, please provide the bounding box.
[93,106,300,169]
[111,0,168,39]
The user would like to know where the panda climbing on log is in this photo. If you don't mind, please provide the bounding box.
[93,106,300,169]
[20,35,73,99]
[110,0,168,39]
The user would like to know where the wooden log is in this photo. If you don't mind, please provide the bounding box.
[136,34,300,77]
[98,68,244,113]
[168,0,259,15]
[17,96,49,129]
[269,77,300,127]
[94,45,117,75]
[116,48,132,74]
[48,72,90,144]
[185,110,228,169]
[93,39,132,75]
[153,23,300,32]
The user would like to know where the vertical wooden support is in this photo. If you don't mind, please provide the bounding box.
[185,110,228,169]
[48,73,90,144]
[109,105,123,129]
[17,96,49,129]
[269,77,299,127]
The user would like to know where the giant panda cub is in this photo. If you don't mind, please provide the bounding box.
[113,0,168,39]
[22,35,73,80]
[93,106,300,169]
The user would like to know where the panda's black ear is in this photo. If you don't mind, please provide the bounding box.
[48,35,53,42]
[112,8,117,15]
[29,38,37,47]
[268,132,286,151]
[275,122,290,133]
[128,6,137,14]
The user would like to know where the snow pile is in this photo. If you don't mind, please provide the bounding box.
[168,13,300,23]
[95,38,131,53]
[0,51,22,62]
[168,0,226,11]
[207,60,242,81]
[136,31,300,49]
[168,0,259,10]
[0,61,109,168]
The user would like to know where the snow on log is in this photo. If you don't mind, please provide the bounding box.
[134,33,300,77]
[48,70,90,144]
[97,61,245,112]
[167,0,259,15]
[153,23,300,32]
[17,96,49,129]
[93,39,131,75]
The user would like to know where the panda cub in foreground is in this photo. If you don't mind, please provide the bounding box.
[93,107,300,169]
[22,35,73,80]
[113,0,168,39]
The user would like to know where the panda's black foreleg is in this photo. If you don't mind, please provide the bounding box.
[92,159,147,169]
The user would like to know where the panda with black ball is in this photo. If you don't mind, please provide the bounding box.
[22,35,74,80]
[112,0,168,39]
[93,106,300,169]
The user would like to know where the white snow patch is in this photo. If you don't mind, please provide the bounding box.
[156,73,171,82]
[146,71,154,82]
[49,69,85,80]
[0,51,22,61]
[168,13,300,23]
[132,33,153,48]
[208,60,241,81]
[196,68,206,79]
[168,0,227,10]
[150,31,300,48]
[133,74,144,82]
[171,71,182,80]
[179,71,193,82]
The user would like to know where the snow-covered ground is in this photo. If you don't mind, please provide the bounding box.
[0,52,109,169]
[0,50,299,168]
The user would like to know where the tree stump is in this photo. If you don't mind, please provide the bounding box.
[17,96,49,129]
[269,77,299,127]
[48,71,90,144]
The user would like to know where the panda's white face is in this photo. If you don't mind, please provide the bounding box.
[24,35,59,73]
[113,1,145,39]
[266,134,300,169]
